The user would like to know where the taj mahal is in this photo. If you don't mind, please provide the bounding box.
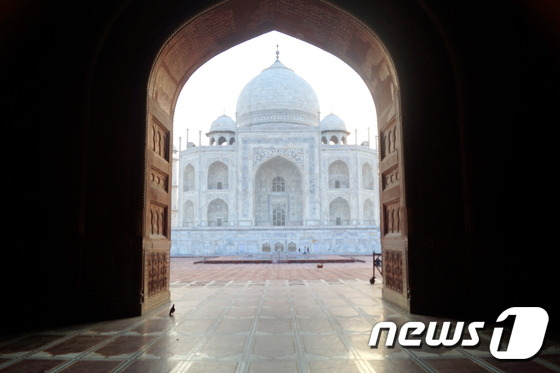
[170,53,380,256]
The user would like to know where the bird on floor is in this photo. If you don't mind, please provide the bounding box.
[169,304,175,317]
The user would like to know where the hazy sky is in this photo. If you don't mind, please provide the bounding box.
[173,31,377,149]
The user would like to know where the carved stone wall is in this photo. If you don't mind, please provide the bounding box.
[147,251,169,296]
[382,168,400,190]
[150,117,169,161]
[253,147,304,167]
[149,203,168,238]
[380,122,397,160]
[383,202,401,235]
[384,249,404,293]
[150,167,168,192]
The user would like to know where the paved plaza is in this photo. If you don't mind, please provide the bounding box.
[0,257,559,372]
[171,256,378,282]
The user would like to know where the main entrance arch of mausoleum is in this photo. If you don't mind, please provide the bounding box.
[144,0,411,313]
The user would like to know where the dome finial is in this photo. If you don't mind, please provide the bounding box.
[276,44,280,60]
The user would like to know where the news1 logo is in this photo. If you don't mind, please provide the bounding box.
[369,307,549,360]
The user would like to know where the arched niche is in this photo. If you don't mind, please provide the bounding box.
[207,161,229,190]
[254,156,303,226]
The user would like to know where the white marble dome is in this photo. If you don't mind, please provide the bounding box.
[320,113,347,132]
[209,114,236,133]
[236,59,320,127]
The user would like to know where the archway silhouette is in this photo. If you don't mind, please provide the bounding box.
[6,0,558,335]
[147,0,408,312]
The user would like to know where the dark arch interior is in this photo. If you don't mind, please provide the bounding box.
[6,0,559,335]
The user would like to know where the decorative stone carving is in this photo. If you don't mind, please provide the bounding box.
[150,117,169,161]
[253,148,304,167]
[380,123,397,160]
[150,167,168,192]
[382,168,400,190]
[147,251,168,296]
[384,202,401,234]
[384,249,403,293]
[150,203,167,238]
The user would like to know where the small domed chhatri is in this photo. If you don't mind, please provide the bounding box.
[320,113,350,144]
[172,48,380,257]
[236,49,320,127]
[209,114,236,133]
[207,114,236,146]
[320,113,347,132]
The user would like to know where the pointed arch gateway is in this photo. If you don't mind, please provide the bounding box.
[254,155,303,227]
[146,0,408,312]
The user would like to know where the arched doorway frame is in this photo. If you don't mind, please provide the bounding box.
[144,0,408,312]
[253,155,304,227]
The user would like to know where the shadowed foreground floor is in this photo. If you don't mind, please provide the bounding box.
[0,257,558,372]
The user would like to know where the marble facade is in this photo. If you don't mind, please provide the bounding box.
[171,58,380,256]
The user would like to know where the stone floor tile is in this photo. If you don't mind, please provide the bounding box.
[422,358,493,372]
[320,297,348,307]
[252,335,296,358]
[308,359,364,373]
[120,359,189,373]
[297,317,336,334]
[261,298,290,307]
[174,360,238,373]
[224,307,259,318]
[83,317,141,335]
[206,298,236,308]
[174,319,214,335]
[0,358,63,373]
[248,359,298,373]
[294,306,325,317]
[259,306,292,318]
[303,335,351,358]
[195,335,247,359]
[87,335,157,358]
[336,317,374,334]
[328,306,361,317]
[346,297,379,307]
[348,334,408,360]
[188,306,226,319]
[256,318,293,334]
[215,319,254,334]
[233,298,262,307]
[291,298,319,307]
[368,358,428,373]
[0,334,62,355]
[142,334,201,358]
[129,318,175,335]
[1,257,558,373]
[36,335,108,357]
[58,360,123,372]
